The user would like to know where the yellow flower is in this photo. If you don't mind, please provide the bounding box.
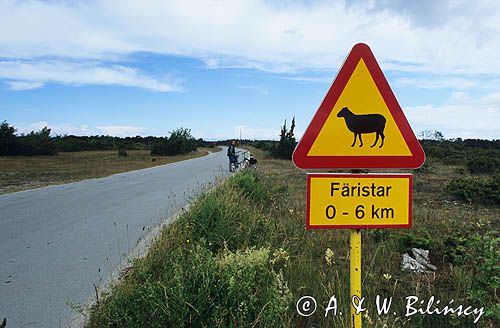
[270,248,289,266]
[383,273,392,280]
[325,248,334,266]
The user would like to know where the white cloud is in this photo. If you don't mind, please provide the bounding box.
[5,81,44,90]
[233,125,279,140]
[15,121,50,134]
[395,77,479,90]
[0,60,179,92]
[284,76,332,84]
[406,90,500,139]
[13,121,144,137]
[15,121,96,136]
[96,125,144,137]
[1,0,500,75]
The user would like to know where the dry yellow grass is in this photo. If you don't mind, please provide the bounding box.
[0,147,220,194]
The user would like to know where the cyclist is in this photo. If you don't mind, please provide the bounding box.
[227,140,237,171]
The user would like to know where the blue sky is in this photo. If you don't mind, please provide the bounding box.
[1,0,499,140]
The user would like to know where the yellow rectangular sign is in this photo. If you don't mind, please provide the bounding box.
[307,174,412,229]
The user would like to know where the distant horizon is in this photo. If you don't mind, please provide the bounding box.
[3,120,499,142]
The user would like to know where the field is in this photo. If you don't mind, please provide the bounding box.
[86,146,499,327]
[0,148,219,195]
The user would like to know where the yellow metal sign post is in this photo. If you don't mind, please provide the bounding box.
[350,229,362,328]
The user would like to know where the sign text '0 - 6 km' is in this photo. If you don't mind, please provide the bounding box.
[307,174,412,229]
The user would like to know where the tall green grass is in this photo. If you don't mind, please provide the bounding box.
[87,171,293,327]
[88,169,498,327]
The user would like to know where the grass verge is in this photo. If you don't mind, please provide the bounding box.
[87,150,499,327]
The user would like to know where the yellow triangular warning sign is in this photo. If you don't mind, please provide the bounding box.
[293,43,425,169]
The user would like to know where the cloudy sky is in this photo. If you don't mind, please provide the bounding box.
[1,0,499,139]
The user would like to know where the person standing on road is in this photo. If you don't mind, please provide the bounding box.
[227,140,237,171]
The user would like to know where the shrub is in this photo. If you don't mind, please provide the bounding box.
[151,128,197,156]
[444,231,499,321]
[253,140,276,152]
[446,175,500,205]
[467,156,499,174]
[395,229,438,253]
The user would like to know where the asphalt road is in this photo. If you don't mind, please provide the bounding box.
[0,150,230,328]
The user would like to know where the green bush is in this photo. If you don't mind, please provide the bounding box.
[394,229,438,253]
[252,140,276,152]
[151,128,197,156]
[444,231,499,321]
[420,139,500,166]
[467,156,499,174]
[443,234,469,266]
[446,175,500,205]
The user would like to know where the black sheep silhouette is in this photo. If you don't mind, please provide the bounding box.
[337,107,386,148]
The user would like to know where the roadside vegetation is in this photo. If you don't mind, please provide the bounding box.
[87,140,499,327]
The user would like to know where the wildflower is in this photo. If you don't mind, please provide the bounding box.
[186,239,190,244]
[325,248,334,266]
[270,248,290,266]
[383,273,392,280]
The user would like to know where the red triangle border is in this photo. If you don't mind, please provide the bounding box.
[292,43,425,169]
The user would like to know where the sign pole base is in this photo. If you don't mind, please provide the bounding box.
[350,229,362,328]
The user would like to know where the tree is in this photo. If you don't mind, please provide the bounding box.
[433,130,445,141]
[17,126,56,155]
[418,129,445,141]
[272,117,297,159]
[0,121,16,155]
[151,128,197,156]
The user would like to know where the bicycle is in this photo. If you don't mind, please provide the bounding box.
[229,150,253,172]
